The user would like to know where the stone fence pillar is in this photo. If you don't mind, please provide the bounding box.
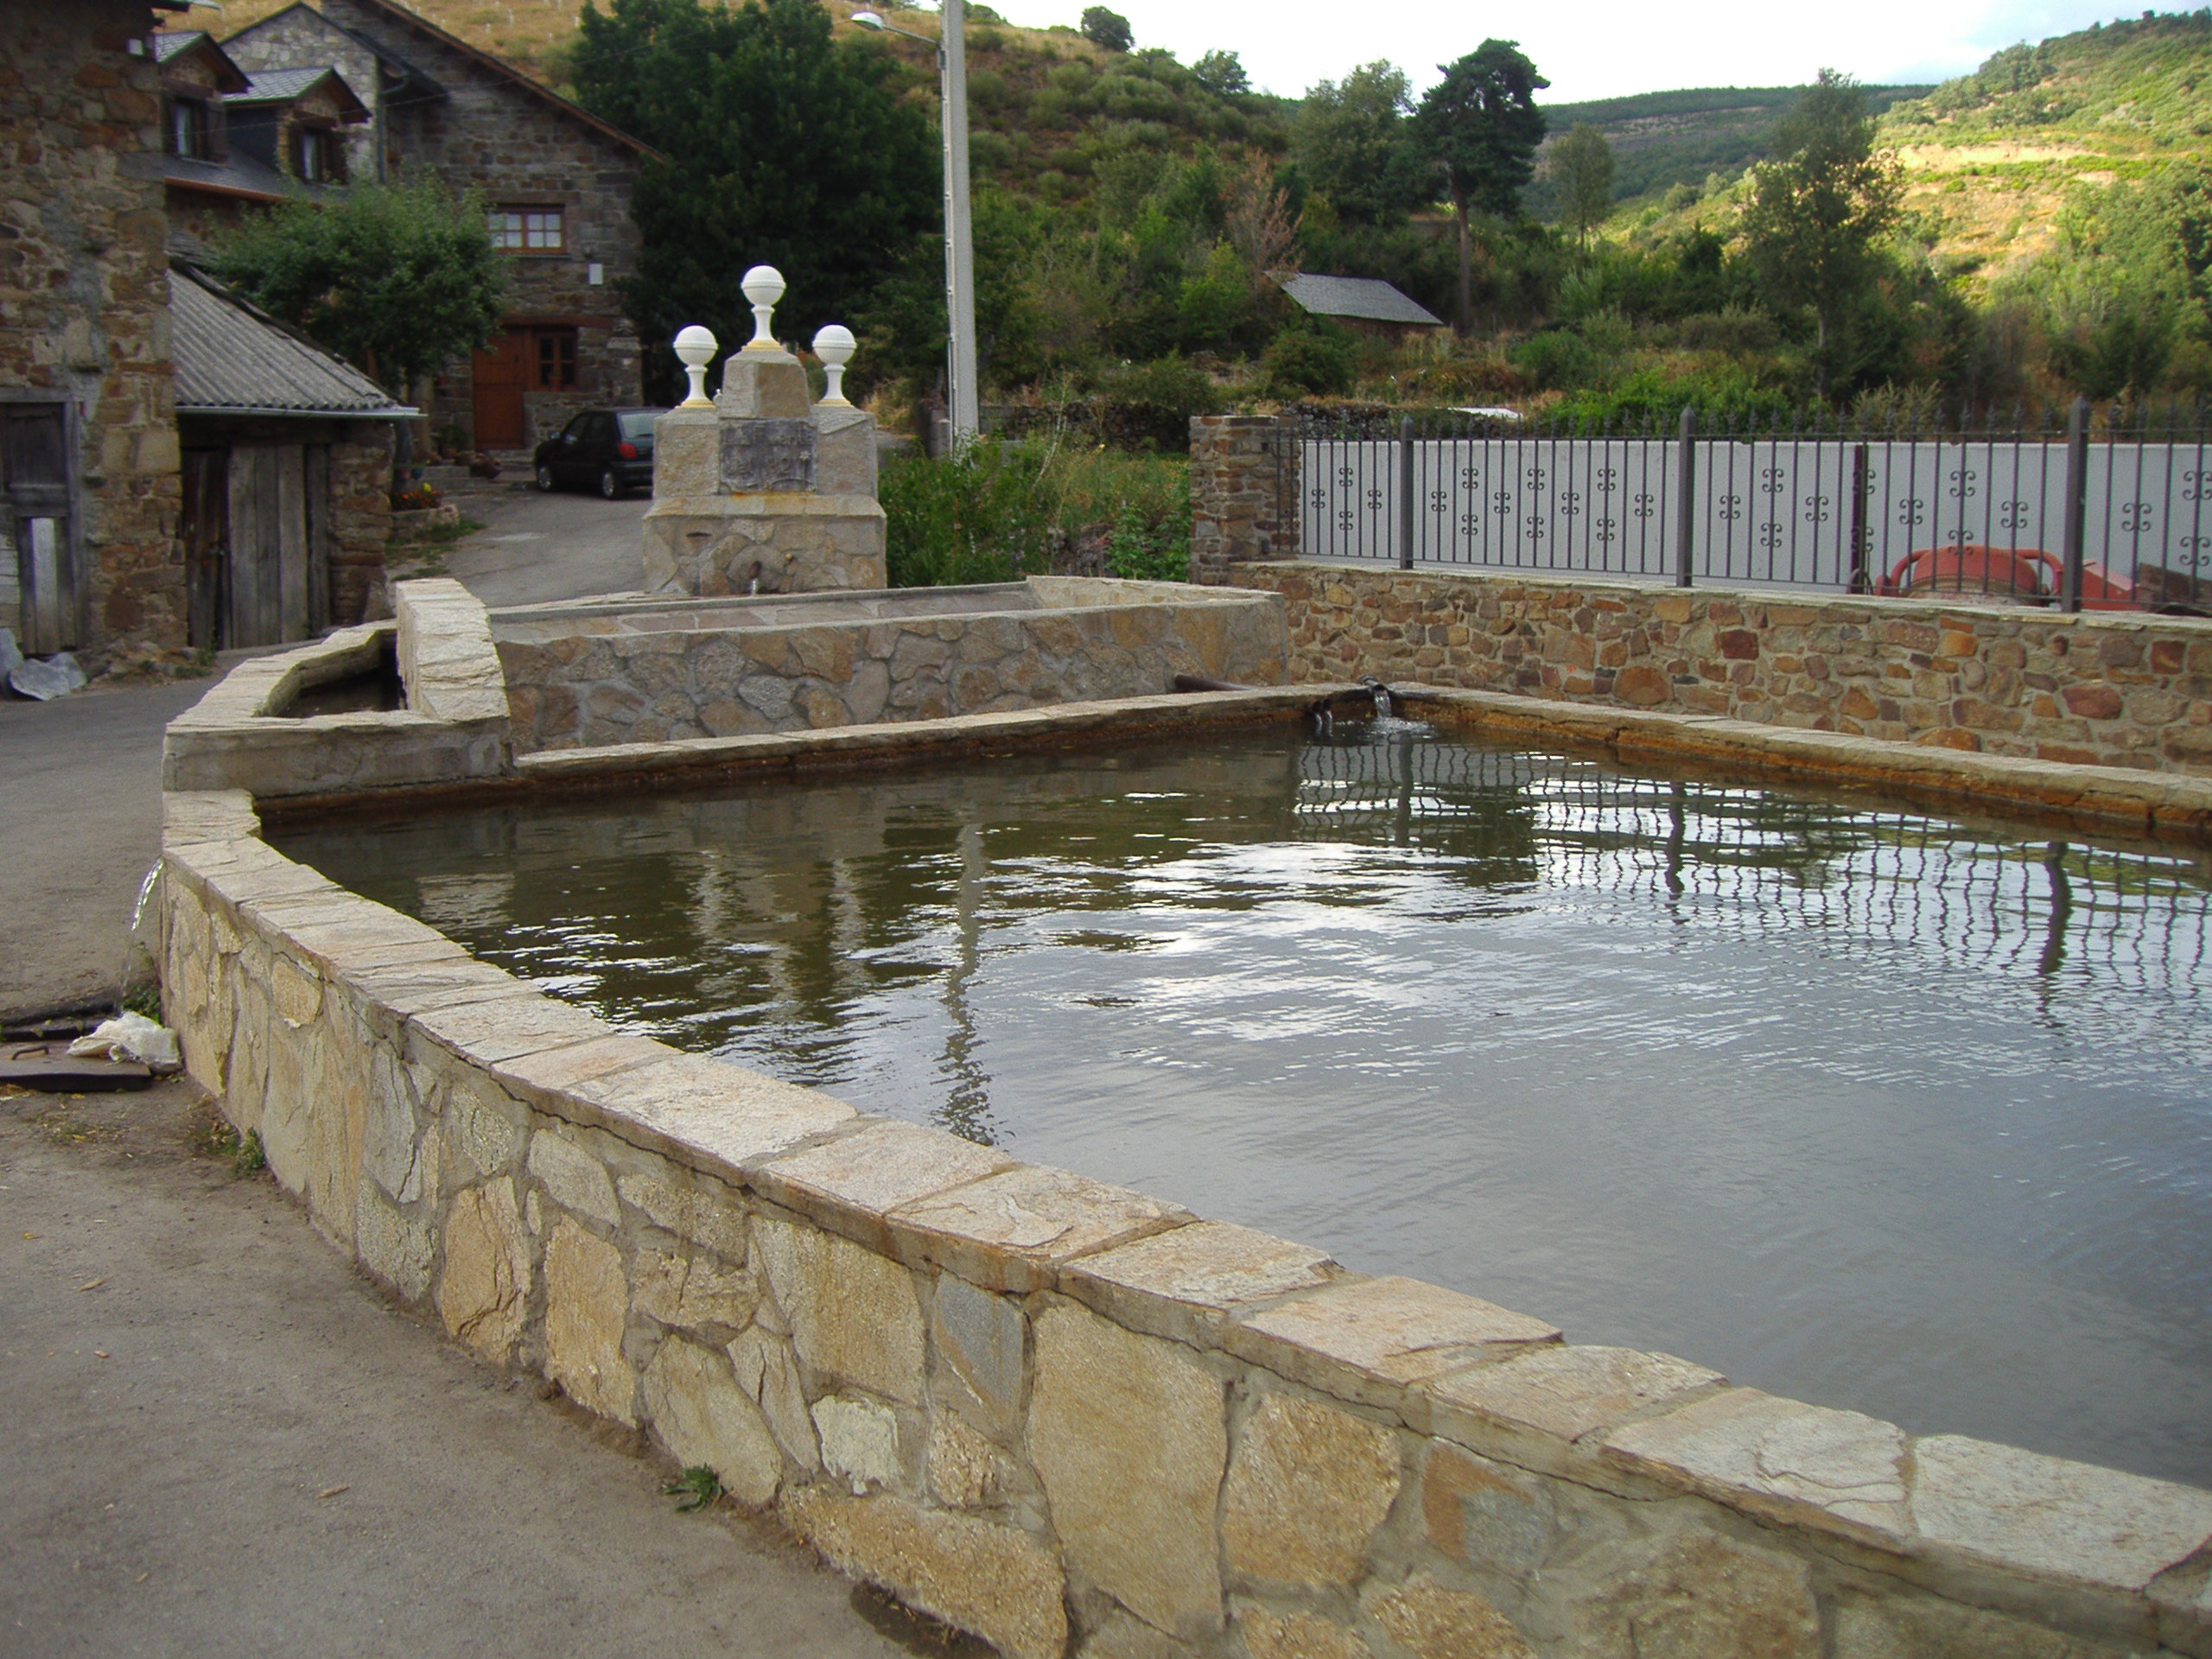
[1189,414,1300,583]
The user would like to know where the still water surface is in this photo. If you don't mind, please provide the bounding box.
[278,723,2212,1484]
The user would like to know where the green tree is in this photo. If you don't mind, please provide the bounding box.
[1548,122,1615,246]
[1192,48,1249,98]
[1414,41,1548,332]
[572,0,937,401]
[1739,70,1904,371]
[209,176,505,484]
[1080,6,1133,52]
[1293,62,1432,226]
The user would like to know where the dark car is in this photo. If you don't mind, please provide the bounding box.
[532,408,663,499]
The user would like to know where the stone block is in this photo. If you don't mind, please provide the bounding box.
[1910,1433,2212,1593]
[716,350,811,419]
[1419,1443,1549,1570]
[1421,1344,1725,1471]
[1601,1389,1910,1542]
[630,1247,756,1332]
[1240,1609,1372,1659]
[617,1168,749,1261]
[721,418,817,493]
[526,1128,619,1225]
[546,1217,637,1424]
[754,1217,925,1404]
[752,1119,1013,1243]
[1228,1276,1560,1411]
[437,1180,532,1363]
[354,1179,435,1303]
[1367,1574,1532,1659]
[889,1162,1192,1293]
[1028,1300,1226,1638]
[651,409,720,498]
[932,1274,1028,1435]
[1573,1529,1820,1659]
[560,1052,855,1175]
[729,1326,820,1471]
[813,1394,903,1493]
[1223,1392,1401,1589]
[783,1488,1068,1659]
[1059,1221,1338,1348]
[641,1335,782,1506]
[928,1413,1007,1509]
[814,405,879,497]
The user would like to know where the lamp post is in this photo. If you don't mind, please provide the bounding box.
[852,4,977,445]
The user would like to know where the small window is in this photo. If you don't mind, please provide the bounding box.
[168,99,209,160]
[294,125,342,184]
[488,208,565,252]
[535,330,577,390]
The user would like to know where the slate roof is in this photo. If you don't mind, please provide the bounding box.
[154,30,207,63]
[170,264,416,418]
[1278,273,1446,327]
[163,149,299,207]
[226,67,369,119]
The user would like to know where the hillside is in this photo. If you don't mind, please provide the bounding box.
[1527,83,1932,216]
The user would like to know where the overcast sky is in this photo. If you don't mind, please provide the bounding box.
[989,0,2147,102]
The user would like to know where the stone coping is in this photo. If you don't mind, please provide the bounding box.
[395,577,509,727]
[1274,559,2212,639]
[1397,687,2212,842]
[156,781,2212,1654]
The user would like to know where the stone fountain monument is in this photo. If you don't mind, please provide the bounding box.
[642,267,886,596]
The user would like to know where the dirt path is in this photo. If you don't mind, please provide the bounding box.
[0,1080,935,1659]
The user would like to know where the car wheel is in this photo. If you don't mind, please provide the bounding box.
[534,463,556,493]
[598,467,623,500]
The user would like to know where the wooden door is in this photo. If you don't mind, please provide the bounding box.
[3,402,75,653]
[471,327,529,450]
[181,448,228,651]
[224,442,311,648]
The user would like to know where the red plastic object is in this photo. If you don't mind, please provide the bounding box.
[1873,545,2139,610]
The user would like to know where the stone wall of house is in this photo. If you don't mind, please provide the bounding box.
[495,579,1291,751]
[303,0,645,447]
[158,780,2212,1659]
[1189,414,1300,586]
[219,7,385,186]
[1224,563,2212,778]
[327,419,393,625]
[0,0,183,657]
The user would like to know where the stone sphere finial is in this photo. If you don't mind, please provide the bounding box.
[741,265,786,352]
[812,324,856,405]
[672,324,717,407]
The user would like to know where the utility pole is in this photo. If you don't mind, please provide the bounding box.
[941,0,978,442]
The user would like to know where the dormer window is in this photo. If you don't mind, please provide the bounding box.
[168,98,210,159]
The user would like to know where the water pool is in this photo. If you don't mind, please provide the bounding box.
[277,721,2212,1485]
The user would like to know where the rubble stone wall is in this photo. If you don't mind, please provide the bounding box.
[1189,414,1300,585]
[0,0,183,656]
[495,580,1290,751]
[160,782,2212,1659]
[1226,563,2212,777]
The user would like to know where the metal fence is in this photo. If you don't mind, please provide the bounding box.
[1294,404,2212,612]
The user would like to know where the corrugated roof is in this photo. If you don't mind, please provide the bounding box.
[1278,272,1446,327]
[170,265,416,418]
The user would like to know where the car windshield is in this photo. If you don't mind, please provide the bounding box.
[617,412,659,438]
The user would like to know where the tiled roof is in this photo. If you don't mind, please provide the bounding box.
[170,264,416,418]
[1278,272,1446,327]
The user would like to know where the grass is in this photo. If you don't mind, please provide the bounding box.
[662,1465,722,1512]
[187,1103,266,1175]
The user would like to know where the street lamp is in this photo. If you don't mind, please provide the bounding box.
[852,3,978,445]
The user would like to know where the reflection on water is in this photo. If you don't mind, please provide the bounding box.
[277,724,2212,1486]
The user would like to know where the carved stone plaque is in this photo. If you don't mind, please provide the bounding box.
[719,419,817,493]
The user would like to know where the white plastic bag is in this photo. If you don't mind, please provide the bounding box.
[67,1011,182,1073]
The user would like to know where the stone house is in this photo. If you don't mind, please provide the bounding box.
[156,29,366,255]
[0,0,188,658]
[221,0,653,454]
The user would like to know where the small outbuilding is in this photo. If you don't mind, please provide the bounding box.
[1275,272,1448,340]
[169,262,411,649]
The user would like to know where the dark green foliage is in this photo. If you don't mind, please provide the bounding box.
[1741,71,1905,365]
[1080,6,1132,52]
[1292,63,1433,226]
[662,1467,722,1512]
[571,0,937,400]
[1092,355,1224,448]
[1192,50,1249,99]
[1262,321,1357,398]
[1415,42,1548,219]
[208,176,505,396]
[1903,10,2212,134]
[1105,502,1192,580]
[1549,124,1616,241]
[881,442,1051,587]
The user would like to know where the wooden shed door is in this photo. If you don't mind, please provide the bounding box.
[3,403,76,653]
[181,448,228,651]
[224,443,315,648]
[472,328,529,449]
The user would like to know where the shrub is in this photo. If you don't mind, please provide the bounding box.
[1104,499,1191,581]
[1093,354,1224,448]
[1509,330,1601,390]
[880,442,1051,587]
[1262,323,1357,399]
